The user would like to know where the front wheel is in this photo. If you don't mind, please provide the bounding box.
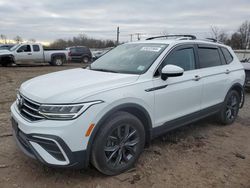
[91,111,145,175]
[217,90,240,125]
[82,56,90,64]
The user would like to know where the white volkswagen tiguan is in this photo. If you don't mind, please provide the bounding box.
[11,35,245,175]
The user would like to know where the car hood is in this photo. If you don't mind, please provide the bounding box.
[20,68,139,103]
[0,50,12,55]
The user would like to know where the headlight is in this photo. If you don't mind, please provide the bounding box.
[38,101,103,120]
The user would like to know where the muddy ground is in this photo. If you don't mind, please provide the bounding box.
[0,63,249,188]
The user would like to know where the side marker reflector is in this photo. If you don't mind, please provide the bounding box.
[85,124,95,137]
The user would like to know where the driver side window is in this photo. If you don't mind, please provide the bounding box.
[161,48,195,71]
[17,45,31,53]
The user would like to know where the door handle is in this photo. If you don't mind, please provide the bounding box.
[27,53,32,55]
[225,69,230,74]
[193,75,201,81]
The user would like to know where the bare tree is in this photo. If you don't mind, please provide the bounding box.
[161,30,168,36]
[238,20,250,49]
[48,34,115,49]
[0,34,7,44]
[29,38,36,42]
[13,35,23,44]
[210,26,229,44]
[211,26,220,40]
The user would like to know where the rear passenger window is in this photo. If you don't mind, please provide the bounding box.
[33,45,40,52]
[198,48,222,68]
[221,48,233,64]
[162,48,195,71]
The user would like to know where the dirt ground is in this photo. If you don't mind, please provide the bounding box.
[0,63,249,188]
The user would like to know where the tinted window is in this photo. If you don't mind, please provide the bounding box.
[33,45,40,52]
[162,48,195,71]
[78,47,86,52]
[198,48,222,68]
[221,47,233,64]
[17,45,31,52]
[71,47,86,53]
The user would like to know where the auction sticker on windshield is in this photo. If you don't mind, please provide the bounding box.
[140,47,162,52]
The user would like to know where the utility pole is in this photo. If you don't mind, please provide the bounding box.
[135,33,142,41]
[116,27,120,45]
[137,33,140,41]
[130,34,133,42]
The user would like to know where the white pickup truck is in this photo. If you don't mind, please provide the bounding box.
[0,43,69,66]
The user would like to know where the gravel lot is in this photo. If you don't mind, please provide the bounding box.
[0,63,249,188]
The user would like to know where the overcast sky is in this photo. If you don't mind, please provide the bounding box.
[0,0,250,43]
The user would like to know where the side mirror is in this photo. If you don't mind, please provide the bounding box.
[17,49,24,53]
[161,64,184,81]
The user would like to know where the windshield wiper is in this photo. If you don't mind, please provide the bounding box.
[90,68,119,73]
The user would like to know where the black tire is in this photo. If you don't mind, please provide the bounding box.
[91,111,145,175]
[51,56,65,66]
[82,56,90,64]
[1,56,13,67]
[1,61,9,67]
[217,90,240,125]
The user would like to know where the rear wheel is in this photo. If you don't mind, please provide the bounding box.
[51,56,65,66]
[217,90,240,125]
[91,111,145,175]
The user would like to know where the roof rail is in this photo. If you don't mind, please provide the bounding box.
[146,35,197,40]
[205,38,218,43]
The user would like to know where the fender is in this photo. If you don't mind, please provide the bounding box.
[51,53,66,60]
[84,103,153,167]
[227,83,245,108]
[0,54,15,65]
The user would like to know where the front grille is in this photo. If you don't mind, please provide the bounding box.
[18,95,45,121]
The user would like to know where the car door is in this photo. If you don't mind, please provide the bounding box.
[196,44,230,110]
[31,44,43,62]
[15,44,32,61]
[153,44,203,127]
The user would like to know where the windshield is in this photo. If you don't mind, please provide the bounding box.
[90,43,168,74]
[10,44,21,51]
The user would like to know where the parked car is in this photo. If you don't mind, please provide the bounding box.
[67,46,92,63]
[92,48,113,61]
[0,43,68,66]
[11,35,245,175]
[0,44,15,50]
[242,62,250,89]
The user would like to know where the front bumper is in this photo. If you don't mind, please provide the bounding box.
[11,117,88,169]
[10,102,101,169]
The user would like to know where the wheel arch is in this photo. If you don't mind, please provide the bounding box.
[228,83,245,108]
[0,54,15,65]
[51,53,66,61]
[85,103,153,167]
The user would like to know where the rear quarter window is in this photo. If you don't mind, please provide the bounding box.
[33,45,40,52]
[221,47,233,64]
[198,47,222,68]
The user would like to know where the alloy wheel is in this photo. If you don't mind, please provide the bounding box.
[104,124,139,168]
[225,94,239,121]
